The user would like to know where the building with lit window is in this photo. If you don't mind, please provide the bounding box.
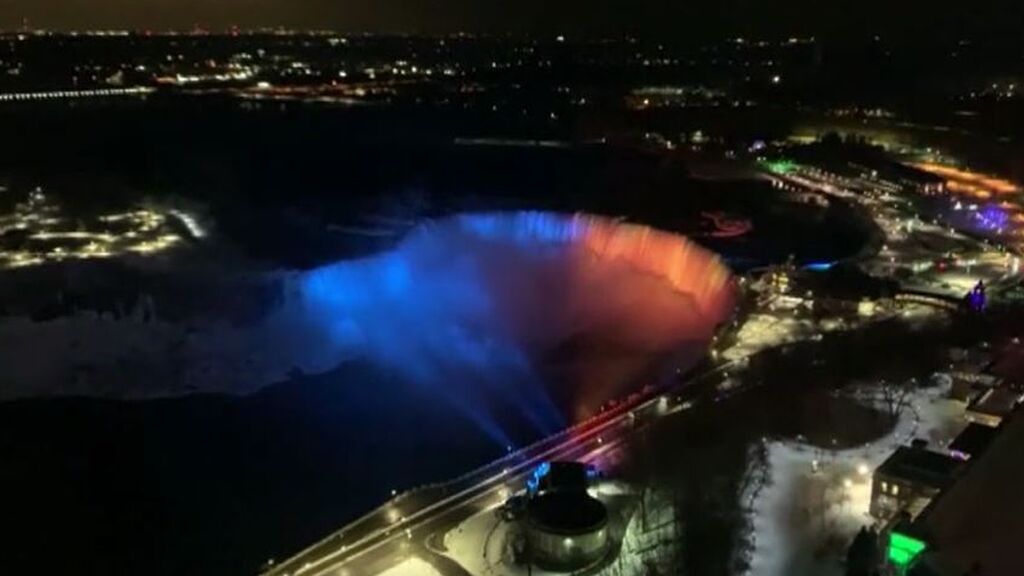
[525,492,609,571]
[900,412,1024,575]
[867,402,1024,575]
[870,446,963,521]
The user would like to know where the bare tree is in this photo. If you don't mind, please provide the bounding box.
[876,378,914,419]
[847,378,915,420]
[736,441,771,511]
[731,441,771,573]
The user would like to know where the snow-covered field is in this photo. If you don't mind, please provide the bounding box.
[0,277,349,399]
[377,557,441,576]
[744,380,966,576]
[442,502,516,575]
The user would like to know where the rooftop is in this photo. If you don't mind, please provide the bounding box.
[967,387,1021,418]
[875,446,963,490]
[948,423,998,459]
[915,413,1024,575]
[526,492,608,535]
[540,461,589,493]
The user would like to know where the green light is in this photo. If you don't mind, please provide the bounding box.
[762,159,797,174]
[888,532,926,567]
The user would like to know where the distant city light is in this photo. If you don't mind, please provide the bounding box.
[169,209,206,238]
[763,159,797,174]
[0,191,193,269]
[805,261,835,271]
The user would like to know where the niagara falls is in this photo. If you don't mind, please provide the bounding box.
[0,211,734,440]
[297,211,736,440]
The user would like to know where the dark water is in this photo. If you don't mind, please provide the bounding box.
[0,95,868,269]
[0,362,508,575]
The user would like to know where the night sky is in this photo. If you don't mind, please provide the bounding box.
[4,0,1024,39]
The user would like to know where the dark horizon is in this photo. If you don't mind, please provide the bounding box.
[4,0,1024,42]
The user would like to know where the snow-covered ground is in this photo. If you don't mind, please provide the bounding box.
[442,502,515,575]
[721,295,936,364]
[0,280,349,399]
[745,380,966,576]
[377,557,442,576]
[722,310,810,363]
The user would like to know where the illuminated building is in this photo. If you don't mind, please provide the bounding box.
[965,281,987,312]
[888,530,927,571]
[525,494,609,571]
[890,409,1024,575]
[522,462,609,571]
[870,446,963,521]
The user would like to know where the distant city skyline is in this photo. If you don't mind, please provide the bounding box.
[4,0,1024,41]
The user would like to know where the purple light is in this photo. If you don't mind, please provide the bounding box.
[966,281,987,312]
[975,205,1009,232]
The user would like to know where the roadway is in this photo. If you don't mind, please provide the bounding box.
[766,164,1021,305]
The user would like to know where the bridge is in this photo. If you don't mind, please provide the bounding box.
[0,87,154,103]
[894,289,963,311]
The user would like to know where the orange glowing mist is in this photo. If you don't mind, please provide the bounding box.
[567,214,735,320]
[450,212,736,421]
